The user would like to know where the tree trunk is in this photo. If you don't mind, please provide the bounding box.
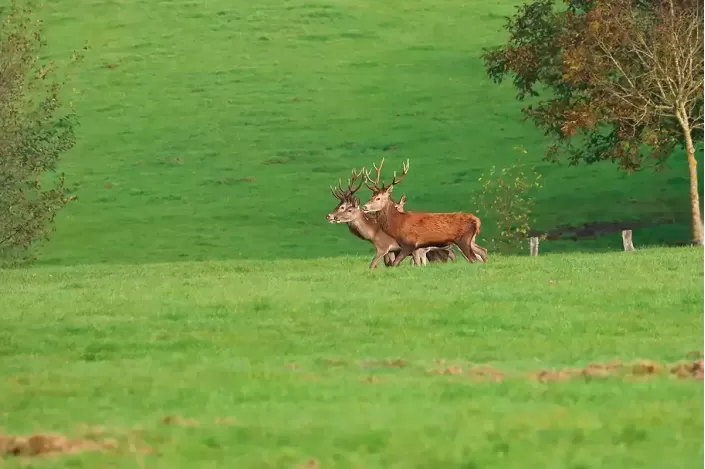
[677,107,704,246]
[685,139,703,246]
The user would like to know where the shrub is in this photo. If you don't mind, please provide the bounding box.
[473,148,543,254]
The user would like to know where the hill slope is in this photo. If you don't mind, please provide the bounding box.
[37,0,702,265]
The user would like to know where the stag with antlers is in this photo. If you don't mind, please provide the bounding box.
[361,158,488,266]
[326,168,402,268]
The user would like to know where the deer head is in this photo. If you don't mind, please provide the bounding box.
[361,158,409,213]
[394,194,407,212]
[326,168,366,223]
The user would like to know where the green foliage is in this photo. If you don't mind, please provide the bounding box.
[0,249,702,467]
[475,148,542,253]
[481,0,704,172]
[0,1,84,265]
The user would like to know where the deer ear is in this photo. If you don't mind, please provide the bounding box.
[352,198,360,207]
[386,185,394,194]
[399,194,406,204]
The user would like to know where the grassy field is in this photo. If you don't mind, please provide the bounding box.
[1,248,703,468]
[2,0,703,467]
[31,0,703,266]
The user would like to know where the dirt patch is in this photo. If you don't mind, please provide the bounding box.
[296,458,320,469]
[465,365,505,382]
[0,433,116,458]
[631,360,661,375]
[670,360,704,379]
[162,416,200,427]
[531,370,574,382]
[528,359,703,382]
[423,359,701,383]
[528,217,673,241]
[426,364,505,381]
[161,416,238,427]
[360,359,408,369]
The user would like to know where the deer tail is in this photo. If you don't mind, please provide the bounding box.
[467,215,481,242]
[469,215,487,263]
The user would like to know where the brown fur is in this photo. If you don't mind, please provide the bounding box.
[396,193,457,265]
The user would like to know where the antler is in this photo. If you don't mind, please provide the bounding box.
[330,168,365,201]
[364,158,385,191]
[390,159,409,186]
[348,167,364,196]
[330,178,347,201]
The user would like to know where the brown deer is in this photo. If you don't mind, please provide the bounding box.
[326,169,401,268]
[360,158,488,267]
[395,194,457,265]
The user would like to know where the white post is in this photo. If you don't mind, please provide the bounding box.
[529,237,539,256]
[622,230,635,251]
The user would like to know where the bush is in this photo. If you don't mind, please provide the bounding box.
[0,2,85,265]
[473,148,543,254]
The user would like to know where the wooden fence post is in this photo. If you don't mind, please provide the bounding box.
[621,230,635,251]
[529,237,539,256]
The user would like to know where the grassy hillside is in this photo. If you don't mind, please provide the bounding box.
[1,249,702,467]
[31,0,702,266]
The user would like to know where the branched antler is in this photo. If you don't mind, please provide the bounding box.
[364,158,385,191]
[390,159,409,187]
[330,168,365,201]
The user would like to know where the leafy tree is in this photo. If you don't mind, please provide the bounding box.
[0,2,84,264]
[482,0,704,245]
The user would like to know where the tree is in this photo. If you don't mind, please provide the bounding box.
[0,2,83,264]
[482,0,705,245]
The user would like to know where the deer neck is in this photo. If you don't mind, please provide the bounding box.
[377,201,404,237]
[347,212,380,241]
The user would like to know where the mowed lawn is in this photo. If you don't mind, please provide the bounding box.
[35,0,703,266]
[1,248,702,468]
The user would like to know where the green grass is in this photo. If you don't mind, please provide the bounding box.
[3,0,702,467]
[31,0,704,266]
[1,248,703,468]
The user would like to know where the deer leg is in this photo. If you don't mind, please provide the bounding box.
[446,246,457,262]
[471,240,488,263]
[468,234,487,263]
[383,252,395,267]
[454,237,478,264]
[427,248,446,263]
[411,249,424,266]
[391,245,414,267]
[369,247,390,269]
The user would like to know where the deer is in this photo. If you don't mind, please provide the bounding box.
[360,158,488,267]
[326,168,402,268]
[395,194,457,265]
[326,169,448,268]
